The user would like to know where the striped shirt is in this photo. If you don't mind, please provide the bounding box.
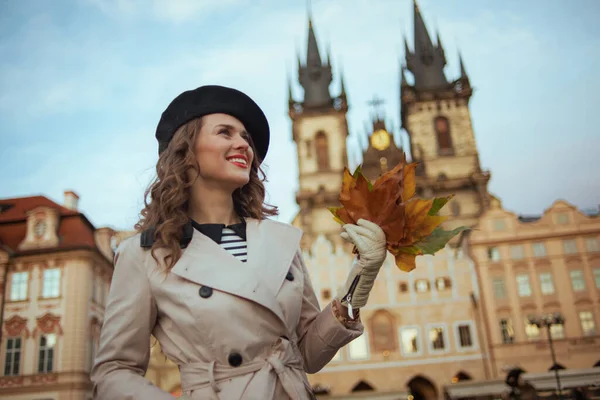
[190,219,247,263]
[220,227,247,262]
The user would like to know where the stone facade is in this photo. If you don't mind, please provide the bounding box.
[467,198,600,376]
[0,193,115,400]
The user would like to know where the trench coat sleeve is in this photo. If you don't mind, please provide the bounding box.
[90,236,173,400]
[294,251,363,374]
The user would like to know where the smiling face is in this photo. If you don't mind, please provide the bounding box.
[191,113,254,192]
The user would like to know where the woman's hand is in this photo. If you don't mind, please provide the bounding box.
[335,219,387,317]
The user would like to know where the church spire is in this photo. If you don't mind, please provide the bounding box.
[405,0,448,91]
[306,18,322,67]
[459,50,469,80]
[298,16,334,109]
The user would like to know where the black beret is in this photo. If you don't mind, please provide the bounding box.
[155,85,270,162]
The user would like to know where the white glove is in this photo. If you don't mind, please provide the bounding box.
[335,219,387,318]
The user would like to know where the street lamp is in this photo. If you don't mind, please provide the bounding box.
[528,313,565,399]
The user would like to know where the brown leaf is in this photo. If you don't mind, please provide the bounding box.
[328,152,468,274]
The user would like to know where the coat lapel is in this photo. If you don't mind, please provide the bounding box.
[170,218,302,327]
[246,219,303,296]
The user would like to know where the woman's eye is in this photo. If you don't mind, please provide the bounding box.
[219,129,230,135]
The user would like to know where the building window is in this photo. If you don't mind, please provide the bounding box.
[434,116,453,154]
[429,326,446,351]
[3,337,22,376]
[370,311,397,353]
[556,213,569,225]
[510,245,525,260]
[348,333,368,360]
[492,277,506,299]
[457,324,473,349]
[594,268,600,289]
[42,268,61,298]
[488,247,500,262]
[539,272,555,295]
[415,279,430,293]
[516,274,532,297]
[435,277,451,291]
[400,327,420,355]
[579,311,596,336]
[563,239,578,254]
[398,282,409,293]
[315,131,329,170]
[550,323,565,339]
[10,272,28,301]
[525,318,540,340]
[38,333,57,373]
[570,270,585,292]
[493,219,506,231]
[585,237,599,252]
[500,319,514,344]
[532,242,547,257]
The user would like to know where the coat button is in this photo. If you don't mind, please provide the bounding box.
[285,271,294,281]
[228,352,243,367]
[198,286,213,298]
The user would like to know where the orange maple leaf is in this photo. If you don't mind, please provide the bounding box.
[329,153,469,272]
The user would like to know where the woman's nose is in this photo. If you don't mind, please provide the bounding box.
[233,134,249,150]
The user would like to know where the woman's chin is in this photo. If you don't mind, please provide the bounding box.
[223,174,250,190]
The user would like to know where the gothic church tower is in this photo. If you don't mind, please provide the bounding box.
[289,18,349,248]
[401,0,491,230]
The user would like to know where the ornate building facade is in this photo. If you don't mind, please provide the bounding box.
[0,192,124,400]
[286,1,600,399]
[285,2,491,398]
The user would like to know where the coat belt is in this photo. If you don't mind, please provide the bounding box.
[178,339,314,399]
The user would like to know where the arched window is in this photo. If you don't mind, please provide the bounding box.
[452,371,473,383]
[369,310,398,353]
[434,116,453,155]
[351,380,375,392]
[315,131,329,170]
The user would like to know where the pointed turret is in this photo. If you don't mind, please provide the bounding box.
[459,51,469,80]
[298,17,334,109]
[405,0,448,91]
[306,18,321,67]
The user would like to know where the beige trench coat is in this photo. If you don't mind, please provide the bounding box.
[91,218,363,400]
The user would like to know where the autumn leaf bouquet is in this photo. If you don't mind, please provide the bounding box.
[329,154,469,272]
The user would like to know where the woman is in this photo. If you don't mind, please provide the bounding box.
[91,85,388,400]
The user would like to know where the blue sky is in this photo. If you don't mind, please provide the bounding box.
[1,0,599,230]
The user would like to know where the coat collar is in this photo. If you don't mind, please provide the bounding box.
[169,218,302,328]
[190,219,247,244]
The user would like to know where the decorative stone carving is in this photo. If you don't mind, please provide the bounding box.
[3,315,30,338]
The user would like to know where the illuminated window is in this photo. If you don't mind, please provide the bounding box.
[429,326,446,351]
[500,319,514,344]
[579,311,597,336]
[400,327,420,355]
